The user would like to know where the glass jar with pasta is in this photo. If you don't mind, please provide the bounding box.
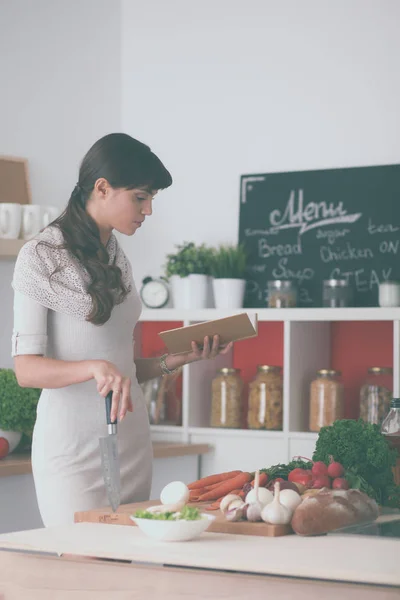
[360,367,393,425]
[247,365,283,430]
[210,368,243,428]
[309,369,344,432]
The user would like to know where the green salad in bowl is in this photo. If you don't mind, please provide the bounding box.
[133,506,201,521]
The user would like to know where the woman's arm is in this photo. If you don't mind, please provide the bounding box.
[134,335,233,384]
[14,355,97,389]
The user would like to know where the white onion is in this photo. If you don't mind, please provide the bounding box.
[160,481,189,506]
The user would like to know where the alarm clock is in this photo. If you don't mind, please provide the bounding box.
[140,276,170,309]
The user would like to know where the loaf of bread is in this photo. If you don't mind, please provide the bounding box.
[291,488,379,536]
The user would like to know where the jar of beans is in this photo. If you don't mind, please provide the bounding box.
[247,365,283,430]
[309,369,344,432]
[210,368,243,428]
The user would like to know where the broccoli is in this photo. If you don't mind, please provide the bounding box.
[313,419,400,507]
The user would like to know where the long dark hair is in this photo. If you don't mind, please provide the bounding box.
[47,133,172,325]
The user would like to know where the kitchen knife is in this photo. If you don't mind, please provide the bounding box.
[99,391,121,512]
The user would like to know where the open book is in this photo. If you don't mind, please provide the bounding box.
[158,312,258,355]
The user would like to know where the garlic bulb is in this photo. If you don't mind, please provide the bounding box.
[261,481,292,525]
[220,494,242,515]
[245,487,273,507]
[279,489,302,512]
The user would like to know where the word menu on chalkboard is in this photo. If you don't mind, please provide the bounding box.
[238,164,400,308]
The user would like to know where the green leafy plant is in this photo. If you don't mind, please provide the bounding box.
[209,244,247,279]
[165,242,213,278]
[0,369,41,438]
[313,419,400,507]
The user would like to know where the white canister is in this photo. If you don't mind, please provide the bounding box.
[379,281,400,307]
[0,203,22,239]
[21,205,43,240]
[41,205,60,227]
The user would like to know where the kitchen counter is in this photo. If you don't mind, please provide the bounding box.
[0,441,211,478]
[0,521,398,598]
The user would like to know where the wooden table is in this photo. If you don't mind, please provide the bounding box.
[0,519,398,599]
[1,549,398,600]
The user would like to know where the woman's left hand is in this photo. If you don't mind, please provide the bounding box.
[164,335,233,372]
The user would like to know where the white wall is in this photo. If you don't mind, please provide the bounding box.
[121,0,400,287]
[0,0,122,367]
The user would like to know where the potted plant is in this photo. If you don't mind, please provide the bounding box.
[210,244,247,308]
[0,369,41,457]
[165,242,214,308]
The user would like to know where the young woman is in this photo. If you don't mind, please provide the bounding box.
[11,133,231,527]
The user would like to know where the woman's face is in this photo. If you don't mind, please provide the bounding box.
[102,184,157,236]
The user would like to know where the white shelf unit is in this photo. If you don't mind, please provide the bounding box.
[139,308,400,476]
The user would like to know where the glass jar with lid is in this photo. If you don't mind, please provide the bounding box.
[323,279,351,308]
[309,369,344,432]
[210,368,243,428]
[267,280,297,308]
[359,367,393,425]
[247,365,283,430]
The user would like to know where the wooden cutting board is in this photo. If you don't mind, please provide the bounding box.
[74,500,292,537]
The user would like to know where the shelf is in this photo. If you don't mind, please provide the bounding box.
[140,307,400,322]
[0,239,25,258]
[150,425,183,434]
[189,427,284,438]
[288,432,318,440]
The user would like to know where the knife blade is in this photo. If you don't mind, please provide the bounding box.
[99,391,121,512]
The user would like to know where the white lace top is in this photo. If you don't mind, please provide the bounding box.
[12,226,132,321]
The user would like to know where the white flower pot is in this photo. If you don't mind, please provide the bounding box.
[188,274,209,309]
[0,428,22,455]
[169,275,190,309]
[213,278,246,309]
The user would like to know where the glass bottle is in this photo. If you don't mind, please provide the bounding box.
[381,398,400,486]
[309,369,344,432]
[210,368,243,428]
[359,367,393,425]
[247,365,283,430]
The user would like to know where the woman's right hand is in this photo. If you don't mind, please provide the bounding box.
[89,360,132,422]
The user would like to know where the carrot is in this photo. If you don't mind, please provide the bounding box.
[188,470,242,490]
[198,472,252,501]
[251,473,268,488]
[207,498,223,511]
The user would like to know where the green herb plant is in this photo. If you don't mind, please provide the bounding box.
[0,369,41,439]
[313,419,400,507]
[134,506,201,521]
[209,244,247,279]
[260,458,313,480]
[165,242,213,278]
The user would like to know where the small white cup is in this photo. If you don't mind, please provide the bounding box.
[0,203,22,239]
[41,205,60,228]
[379,281,400,307]
[21,205,43,240]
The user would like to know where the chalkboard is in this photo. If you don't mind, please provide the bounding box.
[238,164,400,308]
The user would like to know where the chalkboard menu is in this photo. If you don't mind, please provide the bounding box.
[238,164,400,308]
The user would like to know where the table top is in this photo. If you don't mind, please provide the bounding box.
[0,519,398,587]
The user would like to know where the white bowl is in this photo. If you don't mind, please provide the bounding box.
[130,514,215,542]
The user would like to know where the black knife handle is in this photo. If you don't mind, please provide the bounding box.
[105,391,117,426]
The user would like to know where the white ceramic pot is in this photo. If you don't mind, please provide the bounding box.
[0,203,22,239]
[212,278,246,309]
[188,274,209,309]
[169,275,190,309]
[0,429,22,454]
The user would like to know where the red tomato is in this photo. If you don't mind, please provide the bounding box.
[0,437,9,459]
[288,468,313,487]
